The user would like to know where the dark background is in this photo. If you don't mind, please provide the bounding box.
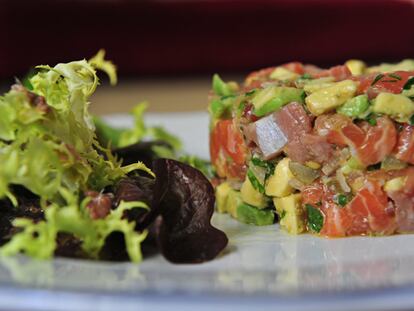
[1,0,414,81]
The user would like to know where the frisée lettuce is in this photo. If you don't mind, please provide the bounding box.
[0,51,150,261]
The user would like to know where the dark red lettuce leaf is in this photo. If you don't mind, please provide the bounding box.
[114,175,154,235]
[111,159,228,263]
[0,186,43,246]
[150,159,228,263]
[114,175,154,207]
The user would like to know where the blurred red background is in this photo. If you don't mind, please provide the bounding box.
[1,0,414,80]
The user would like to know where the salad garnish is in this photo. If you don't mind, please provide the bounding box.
[0,51,227,263]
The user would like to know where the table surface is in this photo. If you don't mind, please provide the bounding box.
[90,75,232,116]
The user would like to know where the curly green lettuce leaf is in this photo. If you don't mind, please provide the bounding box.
[0,189,148,262]
[89,49,117,86]
[148,126,182,150]
[0,52,128,200]
[0,138,63,200]
[0,52,156,262]
[118,102,148,147]
[96,102,182,153]
[93,116,124,147]
[0,88,45,141]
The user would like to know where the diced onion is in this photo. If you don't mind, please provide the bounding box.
[289,161,320,185]
[336,169,351,193]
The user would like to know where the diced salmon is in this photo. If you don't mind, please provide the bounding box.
[346,182,396,235]
[356,117,397,166]
[210,119,247,180]
[302,181,324,205]
[245,62,307,87]
[312,65,353,81]
[245,66,277,86]
[385,167,414,233]
[320,203,350,237]
[303,64,323,76]
[314,115,397,166]
[282,62,305,75]
[356,71,414,98]
[302,179,397,237]
[395,125,414,165]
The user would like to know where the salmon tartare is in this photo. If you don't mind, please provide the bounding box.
[209,59,414,237]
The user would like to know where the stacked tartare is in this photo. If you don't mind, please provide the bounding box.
[209,60,414,236]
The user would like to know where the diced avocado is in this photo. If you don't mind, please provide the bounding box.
[381,156,407,171]
[215,182,232,213]
[302,77,335,94]
[270,67,299,81]
[227,189,243,219]
[402,86,414,99]
[240,176,268,209]
[265,158,294,197]
[341,156,365,175]
[252,86,305,117]
[236,203,275,226]
[384,176,407,193]
[212,74,235,96]
[367,59,414,74]
[345,59,366,76]
[273,194,305,235]
[337,95,370,118]
[305,80,358,116]
[372,93,414,123]
[209,96,235,119]
[305,161,321,170]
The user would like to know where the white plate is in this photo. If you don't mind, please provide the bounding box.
[1,112,414,311]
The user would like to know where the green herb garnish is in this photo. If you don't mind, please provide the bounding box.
[280,210,287,220]
[300,73,312,80]
[306,204,324,233]
[335,194,349,207]
[388,73,402,80]
[245,89,257,97]
[366,113,377,126]
[371,74,384,86]
[410,115,414,126]
[367,163,381,171]
[403,77,414,90]
[247,169,265,194]
[236,101,246,117]
[251,157,275,180]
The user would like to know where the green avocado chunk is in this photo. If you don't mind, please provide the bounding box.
[337,95,370,118]
[209,96,235,119]
[372,93,414,123]
[227,189,243,219]
[212,74,234,97]
[252,86,305,117]
[236,203,275,226]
